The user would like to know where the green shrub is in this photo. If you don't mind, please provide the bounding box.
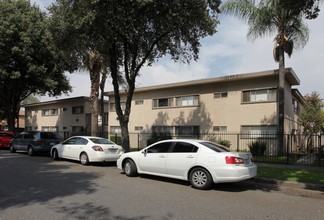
[110,135,122,145]
[248,141,266,156]
[147,131,172,146]
[219,140,231,148]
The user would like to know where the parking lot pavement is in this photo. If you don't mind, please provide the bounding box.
[1,149,324,220]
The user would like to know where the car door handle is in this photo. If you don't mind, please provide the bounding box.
[159,155,165,158]
[187,155,194,159]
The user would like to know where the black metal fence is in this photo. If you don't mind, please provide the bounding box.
[115,132,324,167]
[57,131,324,167]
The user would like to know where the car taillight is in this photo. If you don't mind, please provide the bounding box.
[251,157,254,162]
[92,146,103,151]
[225,156,244,164]
[35,139,46,143]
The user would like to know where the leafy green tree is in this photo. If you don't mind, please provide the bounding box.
[298,91,324,135]
[279,0,323,19]
[220,0,310,153]
[0,0,71,132]
[50,0,221,152]
[49,0,113,137]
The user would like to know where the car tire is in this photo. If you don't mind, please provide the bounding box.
[80,153,89,165]
[10,144,16,153]
[28,146,34,156]
[52,149,59,160]
[123,159,138,177]
[189,168,213,190]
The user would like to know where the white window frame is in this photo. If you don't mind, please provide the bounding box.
[176,95,199,107]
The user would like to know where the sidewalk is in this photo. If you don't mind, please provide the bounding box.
[251,163,324,192]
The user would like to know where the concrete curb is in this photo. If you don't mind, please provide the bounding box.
[248,177,324,192]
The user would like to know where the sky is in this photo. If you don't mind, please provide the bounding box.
[31,0,324,101]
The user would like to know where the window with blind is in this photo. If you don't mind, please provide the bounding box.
[242,88,277,103]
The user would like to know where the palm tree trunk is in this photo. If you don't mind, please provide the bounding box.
[278,46,285,155]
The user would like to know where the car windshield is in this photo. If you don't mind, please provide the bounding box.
[90,138,114,145]
[200,142,231,152]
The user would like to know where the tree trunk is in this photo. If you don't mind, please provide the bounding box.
[89,52,101,137]
[278,46,285,155]
[100,71,107,137]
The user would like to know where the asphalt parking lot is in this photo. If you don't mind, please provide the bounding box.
[1,150,324,220]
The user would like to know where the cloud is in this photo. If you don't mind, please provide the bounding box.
[35,0,324,101]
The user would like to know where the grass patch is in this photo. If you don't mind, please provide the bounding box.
[257,166,324,185]
[253,156,298,165]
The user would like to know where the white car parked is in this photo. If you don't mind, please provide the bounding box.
[51,136,124,165]
[117,139,257,190]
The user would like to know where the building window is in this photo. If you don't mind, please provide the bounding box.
[63,107,68,111]
[72,126,84,132]
[26,111,32,117]
[110,102,126,112]
[152,126,173,135]
[214,92,228,99]
[176,95,199,107]
[72,106,84,114]
[42,126,59,132]
[135,126,143,131]
[242,88,277,103]
[153,98,173,108]
[42,109,58,116]
[135,100,144,105]
[241,125,276,138]
[175,126,200,136]
[292,98,299,114]
[110,126,121,134]
[213,126,227,132]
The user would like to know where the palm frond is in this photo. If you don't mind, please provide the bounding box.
[220,0,257,21]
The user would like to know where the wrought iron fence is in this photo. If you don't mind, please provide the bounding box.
[113,132,324,167]
[57,130,323,167]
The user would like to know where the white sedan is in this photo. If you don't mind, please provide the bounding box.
[51,136,124,165]
[117,139,257,190]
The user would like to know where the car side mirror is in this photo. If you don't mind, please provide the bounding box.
[142,149,147,156]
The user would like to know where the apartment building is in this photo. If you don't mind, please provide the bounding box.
[106,69,304,149]
[24,96,109,139]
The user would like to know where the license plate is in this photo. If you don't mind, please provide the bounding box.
[50,142,55,146]
[108,148,118,153]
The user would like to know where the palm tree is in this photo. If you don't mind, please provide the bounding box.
[221,0,309,153]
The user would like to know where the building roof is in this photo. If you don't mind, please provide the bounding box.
[22,96,92,108]
[105,68,300,96]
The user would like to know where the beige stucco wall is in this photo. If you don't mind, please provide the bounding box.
[25,97,109,134]
[108,74,281,133]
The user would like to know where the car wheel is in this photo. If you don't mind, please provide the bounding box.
[80,153,89,165]
[10,144,16,153]
[28,147,34,156]
[123,159,138,177]
[189,168,213,190]
[52,149,59,160]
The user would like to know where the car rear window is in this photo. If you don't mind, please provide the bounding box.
[200,142,231,152]
[40,132,62,139]
[90,138,114,145]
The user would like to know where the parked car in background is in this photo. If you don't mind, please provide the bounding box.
[51,136,124,165]
[0,131,14,148]
[10,131,63,156]
[117,139,257,190]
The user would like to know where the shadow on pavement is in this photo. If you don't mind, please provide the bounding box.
[0,151,100,210]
